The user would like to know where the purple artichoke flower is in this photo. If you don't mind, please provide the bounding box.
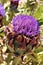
[0,3,5,17]
[11,15,40,37]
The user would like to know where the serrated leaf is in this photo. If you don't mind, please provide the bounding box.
[28,54,37,62]
[6,53,13,64]
[34,46,43,53]
[0,32,5,37]
[37,53,43,62]
[0,26,5,32]
[12,57,21,65]
[7,44,14,53]
[33,5,43,19]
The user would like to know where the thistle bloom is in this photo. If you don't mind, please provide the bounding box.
[0,3,5,17]
[11,15,40,37]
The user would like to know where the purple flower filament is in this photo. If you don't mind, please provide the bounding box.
[0,3,5,17]
[11,15,40,37]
